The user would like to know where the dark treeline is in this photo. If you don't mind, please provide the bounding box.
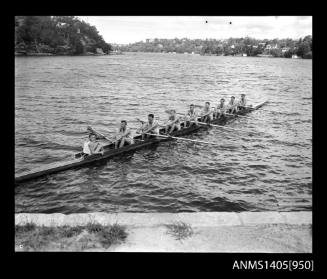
[117,36,312,58]
[15,16,112,55]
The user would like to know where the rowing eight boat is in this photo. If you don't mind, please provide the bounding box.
[15,101,268,184]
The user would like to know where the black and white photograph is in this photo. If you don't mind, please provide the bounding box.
[15,15,312,255]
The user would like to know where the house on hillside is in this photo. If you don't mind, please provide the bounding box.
[96,48,104,54]
[56,22,68,28]
[281,47,290,53]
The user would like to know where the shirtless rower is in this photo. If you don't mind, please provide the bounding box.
[214,98,227,119]
[165,109,181,134]
[183,104,198,127]
[114,120,134,149]
[200,101,213,122]
[138,114,160,140]
[237,94,247,111]
[83,133,104,156]
[227,96,237,114]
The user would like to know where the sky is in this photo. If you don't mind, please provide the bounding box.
[77,16,312,45]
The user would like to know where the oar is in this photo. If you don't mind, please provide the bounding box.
[193,121,237,130]
[136,116,160,123]
[193,121,257,134]
[243,106,280,114]
[251,108,290,115]
[136,118,145,124]
[87,126,113,142]
[136,132,221,146]
[225,113,251,118]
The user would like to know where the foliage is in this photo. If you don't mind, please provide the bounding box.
[15,222,128,251]
[117,35,312,58]
[296,38,311,58]
[270,48,283,57]
[98,223,128,248]
[165,221,194,241]
[15,16,112,55]
[283,50,293,58]
[303,51,312,59]
[15,222,36,234]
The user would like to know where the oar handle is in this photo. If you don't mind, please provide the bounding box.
[87,126,113,142]
[136,118,145,124]
[99,134,113,142]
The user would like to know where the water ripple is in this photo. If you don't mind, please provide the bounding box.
[15,53,312,213]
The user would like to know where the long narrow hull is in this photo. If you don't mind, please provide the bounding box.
[15,101,268,184]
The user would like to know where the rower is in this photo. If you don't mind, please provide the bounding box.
[183,104,198,127]
[200,101,213,123]
[214,98,227,119]
[237,94,247,111]
[227,96,237,114]
[83,133,104,156]
[138,113,159,140]
[114,120,134,149]
[165,109,181,134]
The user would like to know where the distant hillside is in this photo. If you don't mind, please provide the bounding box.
[117,36,312,58]
[15,16,112,55]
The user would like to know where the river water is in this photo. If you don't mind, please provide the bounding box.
[15,53,312,213]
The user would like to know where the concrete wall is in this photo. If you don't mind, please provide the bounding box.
[15,211,312,227]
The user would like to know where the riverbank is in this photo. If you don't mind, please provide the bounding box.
[110,51,311,59]
[14,52,123,57]
[15,211,312,252]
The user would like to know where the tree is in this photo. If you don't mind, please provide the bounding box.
[14,16,111,55]
[303,51,312,59]
[270,48,282,57]
[296,41,311,58]
[283,50,293,58]
[17,16,41,43]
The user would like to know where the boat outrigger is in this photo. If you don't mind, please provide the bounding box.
[15,101,268,184]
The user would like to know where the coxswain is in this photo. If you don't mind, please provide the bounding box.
[165,109,181,134]
[227,96,237,114]
[214,98,227,119]
[201,101,213,122]
[237,94,247,111]
[83,133,104,156]
[138,114,160,140]
[183,104,198,127]
[114,120,134,149]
